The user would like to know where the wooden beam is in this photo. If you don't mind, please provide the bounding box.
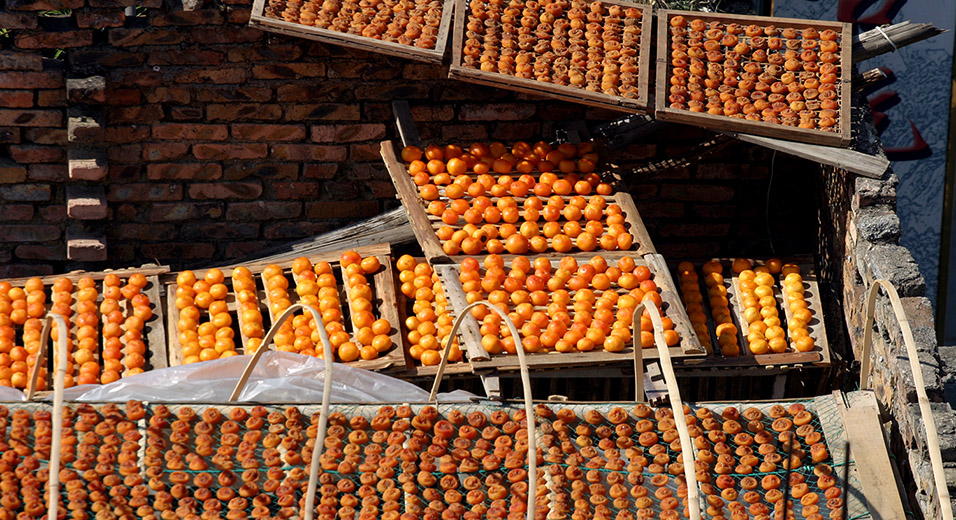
[853,21,945,63]
[721,131,889,179]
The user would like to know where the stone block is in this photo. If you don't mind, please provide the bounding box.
[857,205,901,242]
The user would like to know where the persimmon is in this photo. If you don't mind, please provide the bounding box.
[402,146,423,162]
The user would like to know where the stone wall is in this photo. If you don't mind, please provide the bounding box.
[0,0,820,276]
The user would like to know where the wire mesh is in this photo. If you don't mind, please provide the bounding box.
[0,396,870,520]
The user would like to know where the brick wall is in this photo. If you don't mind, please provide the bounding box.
[0,0,815,277]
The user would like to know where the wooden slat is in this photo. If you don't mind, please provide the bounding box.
[448,0,652,112]
[248,0,454,64]
[655,9,852,148]
[831,390,908,520]
[140,275,168,371]
[381,140,657,264]
[726,132,889,179]
[165,284,183,367]
[645,254,705,356]
[1,265,169,286]
[433,264,487,363]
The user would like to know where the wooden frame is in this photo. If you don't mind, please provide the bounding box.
[249,0,455,63]
[381,140,657,263]
[1,269,169,392]
[672,258,831,368]
[437,253,706,372]
[393,258,477,377]
[655,10,852,147]
[163,244,406,372]
[448,0,652,112]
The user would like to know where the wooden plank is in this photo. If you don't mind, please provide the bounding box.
[726,132,889,179]
[392,100,422,148]
[655,9,852,148]
[248,0,454,64]
[141,275,168,371]
[448,0,652,113]
[165,284,183,367]
[833,391,908,520]
[433,264,487,363]
[441,255,706,372]
[0,265,169,287]
[381,139,657,264]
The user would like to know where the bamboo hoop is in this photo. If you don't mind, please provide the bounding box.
[226,303,333,520]
[632,302,701,520]
[859,280,954,520]
[428,301,537,520]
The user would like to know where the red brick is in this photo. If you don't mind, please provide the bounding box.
[231,124,305,141]
[141,242,216,260]
[14,245,62,260]
[28,164,66,181]
[147,49,224,66]
[0,13,37,30]
[369,181,396,198]
[410,105,454,122]
[170,106,202,121]
[107,183,183,201]
[459,103,536,121]
[349,143,383,162]
[152,123,228,141]
[114,203,137,219]
[660,184,735,202]
[36,89,65,107]
[108,105,163,124]
[72,49,146,68]
[276,83,350,102]
[0,184,50,201]
[150,202,222,222]
[146,163,222,180]
[109,28,186,47]
[107,144,142,163]
[303,163,338,179]
[263,222,330,240]
[311,123,386,143]
[24,128,64,145]
[0,264,54,277]
[224,241,269,258]
[109,70,162,88]
[355,83,429,101]
[490,122,538,141]
[193,86,272,103]
[351,163,385,180]
[226,45,304,63]
[271,144,346,162]
[105,89,141,106]
[0,52,42,71]
[402,63,445,81]
[188,182,263,200]
[206,104,281,122]
[0,90,32,108]
[107,125,151,143]
[180,222,259,240]
[0,204,34,221]
[10,144,64,163]
[441,124,488,142]
[76,9,127,28]
[143,87,190,104]
[16,31,93,49]
[89,0,161,7]
[223,162,298,181]
[174,67,250,84]
[225,201,301,220]
[307,201,379,219]
[273,182,319,199]
[0,164,28,183]
[0,71,63,89]
[226,7,250,23]
[114,223,176,241]
[0,225,60,242]
[0,109,61,127]
[284,104,359,121]
[150,9,224,26]
[143,143,189,161]
[39,204,66,221]
[252,63,325,79]
[0,128,20,144]
[8,0,81,8]
[187,27,261,44]
[192,143,268,160]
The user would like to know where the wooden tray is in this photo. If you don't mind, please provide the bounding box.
[655,10,852,147]
[448,0,652,112]
[393,258,476,377]
[381,140,656,264]
[436,253,706,372]
[163,244,406,372]
[249,0,455,63]
[673,258,831,368]
[0,268,168,391]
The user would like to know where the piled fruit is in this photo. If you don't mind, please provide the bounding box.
[676,262,711,353]
[779,263,815,352]
[396,255,463,366]
[175,269,238,364]
[100,273,151,384]
[401,141,637,256]
[461,0,644,98]
[696,261,741,357]
[262,0,444,50]
[0,283,29,389]
[689,403,841,520]
[263,253,394,363]
[459,254,679,356]
[233,267,265,354]
[665,15,843,131]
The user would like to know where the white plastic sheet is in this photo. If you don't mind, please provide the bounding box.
[0,386,26,402]
[55,350,477,404]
